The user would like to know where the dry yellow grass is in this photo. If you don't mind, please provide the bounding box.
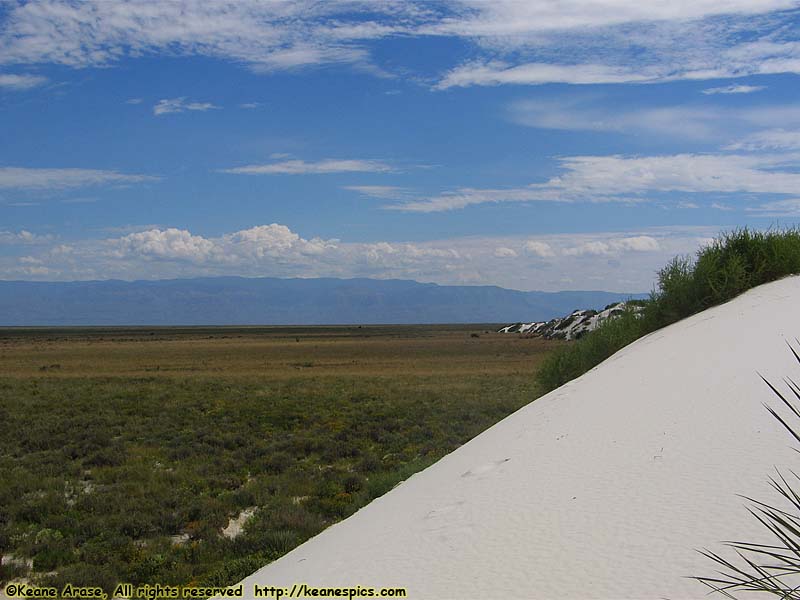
[0,325,563,378]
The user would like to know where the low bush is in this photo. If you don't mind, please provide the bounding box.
[537,228,800,393]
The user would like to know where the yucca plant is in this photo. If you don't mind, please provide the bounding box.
[697,342,800,598]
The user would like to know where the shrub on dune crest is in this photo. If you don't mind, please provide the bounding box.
[537,228,800,393]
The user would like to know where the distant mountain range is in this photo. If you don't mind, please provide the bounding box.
[0,277,647,326]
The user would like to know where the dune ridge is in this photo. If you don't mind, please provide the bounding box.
[240,276,800,599]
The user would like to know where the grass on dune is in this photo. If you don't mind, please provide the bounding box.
[536,227,800,393]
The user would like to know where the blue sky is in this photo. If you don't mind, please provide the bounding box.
[1,1,800,292]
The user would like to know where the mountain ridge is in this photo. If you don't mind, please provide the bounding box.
[0,276,645,326]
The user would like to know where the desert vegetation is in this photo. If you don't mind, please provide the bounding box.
[696,343,800,597]
[0,325,559,594]
[537,228,800,392]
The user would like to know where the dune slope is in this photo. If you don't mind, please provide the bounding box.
[241,276,800,599]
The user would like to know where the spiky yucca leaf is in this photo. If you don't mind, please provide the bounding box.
[697,341,800,598]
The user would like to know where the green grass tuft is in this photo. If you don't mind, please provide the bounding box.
[536,227,800,394]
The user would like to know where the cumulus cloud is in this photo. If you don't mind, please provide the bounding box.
[0,230,54,244]
[114,228,217,262]
[2,223,721,292]
[0,167,158,190]
[153,97,220,116]
[524,240,556,258]
[563,236,660,257]
[0,73,47,89]
[494,247,518,258]
[222,159,395,175]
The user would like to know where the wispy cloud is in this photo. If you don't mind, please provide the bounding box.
[0,73,47,90]
[343,185,413,199]
[388,152,800,212]
[431,2,800,88]
[702,84,765,95]
[0,167,158,190]
[435,61,652,88]
[726,128,800,151]
[0,1,419,74]
[125,98,143,104]
[746,198,800,216]
[153,97,220,116]
[507,98,800,141]
[222,159,395,175]
[1,1,797,89]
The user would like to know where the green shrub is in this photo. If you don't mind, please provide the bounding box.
[537,308,643,392]
[537,227,800,394]
[199,551,280,587]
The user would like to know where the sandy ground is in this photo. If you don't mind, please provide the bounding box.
[238,276,800,599]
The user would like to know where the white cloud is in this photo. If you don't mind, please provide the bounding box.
[711,202,735,211]
[125,98,143,104]
[524,240,556,258]
[430,1,797,37]
[389,152,800,212]
[239,102,261,109]
[431,2,800,88]
[435,61,652,88]
[563,236,660,257]
[343,185,412,199]
[507,98,800,141]
[223,159,395,175]
[494,247,518,258]
[726,129,800,151]
[0,1,797,90]
[0,1,418,73]
[226,224,337,258]
[0,73,47,89]
[114,228,216,262]
[0,230,54,244]
[746,198,800,216]
[0,167,158,190]
[702,84,765,95]
[547,153,800,195]
[153,97,220,116]
[4,223,719,293]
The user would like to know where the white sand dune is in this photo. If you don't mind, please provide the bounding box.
[241,276,800,599]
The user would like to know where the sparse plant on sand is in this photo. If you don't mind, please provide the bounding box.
[697,342,800,598]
